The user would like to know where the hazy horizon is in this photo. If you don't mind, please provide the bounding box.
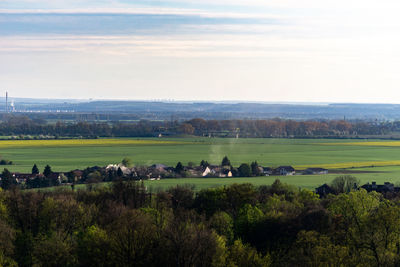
[3,1,400,103]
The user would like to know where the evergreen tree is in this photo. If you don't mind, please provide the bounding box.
[1,168,13,190]
[200,160,209,168]
[43,165,52,177]
[221,156,231,167]
[175,162,184,174]
[117,167,123,177]
[32,164,39,175]
[251,161,260,176]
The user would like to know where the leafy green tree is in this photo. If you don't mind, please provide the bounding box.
[238,163,251,177]
[167,185,194,210]
[221,156,231,167]
[0,220,16,267]
[328,189,383,265]
[108,210,157,266]
[1,169,13,190]
[330,175,359,194]
[32,164,39,175]
[121,157,133,167]
[163,219,222,267]
[225,183,257,216]
[235,204,264,239]
[288,230,351,266]
[194,187,227,217]
[77,225,111,267]
[210,211,234,243]
[43,165,52,178]
[32,232,77,267]
[227,239,271,267]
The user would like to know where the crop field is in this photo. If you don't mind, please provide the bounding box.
[0,138,187,148]
[2,137,400,189]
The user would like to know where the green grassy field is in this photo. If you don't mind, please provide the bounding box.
[2,137,400,189]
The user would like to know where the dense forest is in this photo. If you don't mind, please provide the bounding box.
[0,179,399,266]
[1,116,400,138]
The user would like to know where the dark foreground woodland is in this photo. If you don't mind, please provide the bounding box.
[0,180,399,266]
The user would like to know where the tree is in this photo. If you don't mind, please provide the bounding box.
[287,230,350,266]
[117,167,123,177]
[238,163,251,177]
[77,225,111,267]
[251,161,261,176]
[167,185,194,210]
[87,171,103,183]
[1,169,14,190]
[227,239,271,267]
[121,157,133,167]
[32,164,39,175]
[175,162,184,174]
[178,123,195,135]
[221,156,231,167]
[330,175,359,194]
[43,165,52,178]
[200,160,209,168]
[210,211,234,243]
[108,210,157,266]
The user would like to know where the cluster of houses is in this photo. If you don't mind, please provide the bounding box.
[316,181,400,197]
[11,169,83,185]
[105,164,327,179]
[5,163,330,188]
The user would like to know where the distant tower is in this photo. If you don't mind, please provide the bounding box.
[5,91,8,113]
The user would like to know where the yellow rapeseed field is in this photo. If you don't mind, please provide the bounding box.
[295,160,400,170]
[320,141,400,147]
[0,139,187,148]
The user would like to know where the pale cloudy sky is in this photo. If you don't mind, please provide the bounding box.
[2,0,400,102]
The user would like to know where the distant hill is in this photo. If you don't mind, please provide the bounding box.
[1,98,400,120]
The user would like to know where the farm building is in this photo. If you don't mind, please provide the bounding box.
[361,182,400,193]
[274,166,295,176]
[262,167,273,176]
[315,184,335,197]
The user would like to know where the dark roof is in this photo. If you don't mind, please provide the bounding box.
[151,164,167,169]
[276,166,295,171]
[315,184,335,196]
[361,182,396,193]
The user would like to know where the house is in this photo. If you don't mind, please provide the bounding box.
[274,166,295,176]
[315,184,335,197]
[361,182,399,193]
[151,164,167,172]
[303,168,328,175]
[219,169,233,178]
[202,165,222,177]
[70,170,83,180]
[106,164,132,175]
[262,167,273,176]
[12,173,37,183]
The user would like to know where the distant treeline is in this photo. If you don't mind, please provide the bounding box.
[1,115,399,138]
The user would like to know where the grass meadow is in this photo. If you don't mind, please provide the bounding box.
[2,137,400,189]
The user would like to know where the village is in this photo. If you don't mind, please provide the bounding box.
[1,156,332,189]
[3,158,396,197]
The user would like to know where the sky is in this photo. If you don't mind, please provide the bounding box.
[2,1,400,103]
